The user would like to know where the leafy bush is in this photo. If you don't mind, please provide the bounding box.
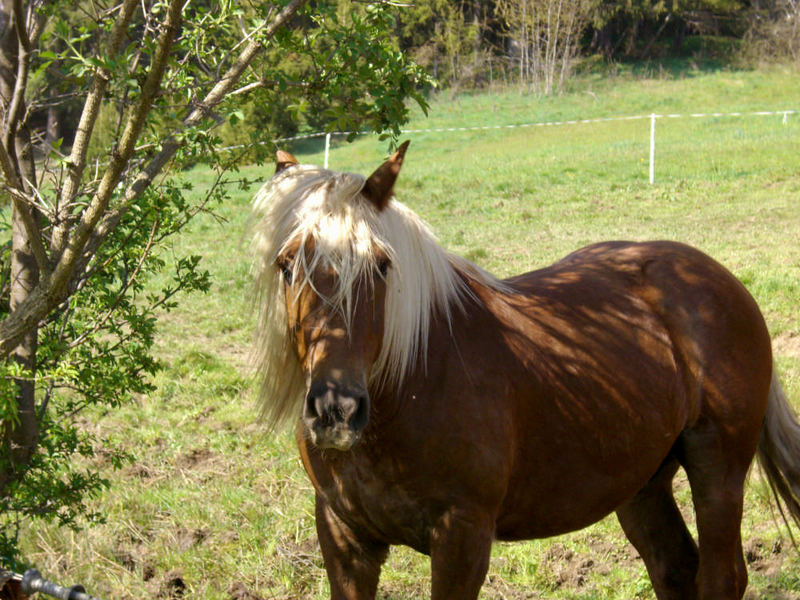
[0,0,429,567]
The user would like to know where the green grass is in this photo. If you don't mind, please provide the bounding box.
[17,63,800,599]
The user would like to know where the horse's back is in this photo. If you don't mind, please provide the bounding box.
[512,240,771,379]
[511,239,772,431]
[555,241,773,407]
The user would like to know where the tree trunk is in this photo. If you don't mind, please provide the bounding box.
[591,23,613,56]
[433,21,439,81]
[46,104,59,148]
[472,0,481,76]
[672,17,687,53]
[0,0,40,496]
[5,167,40,491]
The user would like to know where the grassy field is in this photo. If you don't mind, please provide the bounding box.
[18,64,800,599]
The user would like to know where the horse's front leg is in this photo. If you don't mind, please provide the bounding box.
[430,508,494,600]
[315,495,388,600]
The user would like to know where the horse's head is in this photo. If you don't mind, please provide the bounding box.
[252,142,482,451]
[262,143,409,451]
[275,240,388,450]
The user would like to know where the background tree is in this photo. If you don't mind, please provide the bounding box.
[0,0,429,563]
[587,0,750,58]
[497,0,591,93]
[395,0,500,88]
[390,0,776,93]
[744,0,800,62]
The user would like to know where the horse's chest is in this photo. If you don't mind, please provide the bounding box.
[338,473,434,551]
[300,443,437,553]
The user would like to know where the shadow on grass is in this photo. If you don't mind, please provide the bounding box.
[577,35,745,82]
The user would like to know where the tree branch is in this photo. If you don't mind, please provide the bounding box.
[6,194,51,278]
[0,136,50,278]
[3,6,30,150]
[0,0,310,359]
[51,0,139,257]
[87,0,310,256]
[47,0,183,297]
[11,0,29,53]
[229,77,311,96]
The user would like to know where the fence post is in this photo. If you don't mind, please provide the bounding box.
[649,113,656,185]
[324,133,331,169]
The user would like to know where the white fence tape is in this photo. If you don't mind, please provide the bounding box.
[223,109,796,184]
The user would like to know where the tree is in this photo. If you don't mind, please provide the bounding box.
[498,0,590,93]
[586,0,751,58]
[0,0,429,563]
[744,0,800,62]
[394,0,500,88]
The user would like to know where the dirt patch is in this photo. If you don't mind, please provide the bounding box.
[540,540,621,589]
[482,574,538,599]
[774,331,800,358]
[125,463,156,479]
[175,527,210,552]
[228,581,267,600]
[743,537,784,577]
[112,541,156,584]
[480,537,644,598]
[172,447,234,485]
[175,448,216,468]
[152,571,186,599]
[275,535,320,572]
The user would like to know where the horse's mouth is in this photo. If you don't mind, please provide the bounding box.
[305,422,361,451]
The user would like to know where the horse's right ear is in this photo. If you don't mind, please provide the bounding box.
[362,140,410,211]
[275,150,299,174]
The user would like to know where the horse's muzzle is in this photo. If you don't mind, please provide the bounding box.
[303,381,370,451]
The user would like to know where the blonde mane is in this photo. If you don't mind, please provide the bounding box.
[250,163,501,426]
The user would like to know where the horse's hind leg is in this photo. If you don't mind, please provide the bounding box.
[677,426,752,600]
[616,457,699,600]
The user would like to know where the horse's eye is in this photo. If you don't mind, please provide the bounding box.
[377,259,391,278]
[277,260,293,284]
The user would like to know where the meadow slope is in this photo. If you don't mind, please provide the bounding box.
[19,65,800,599]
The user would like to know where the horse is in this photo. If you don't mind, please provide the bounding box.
[250,141,800,600]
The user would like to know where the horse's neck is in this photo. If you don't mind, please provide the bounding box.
[363,283,519,444]
[383,277,517,390]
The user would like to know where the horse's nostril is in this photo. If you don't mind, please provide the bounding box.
[304,389,323,420]
[302,383,370,451]
[303,383,369,429]
[352,394,369,430]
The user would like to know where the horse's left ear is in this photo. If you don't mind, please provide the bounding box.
[275,150,299,174]
[362,140,410,211]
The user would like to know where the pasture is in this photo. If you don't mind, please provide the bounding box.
[19,65,800,599]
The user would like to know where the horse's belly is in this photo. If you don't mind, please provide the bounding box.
[495,471,656,540]
[495,406,682,540]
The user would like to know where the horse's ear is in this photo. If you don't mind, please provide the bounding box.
[362,140,410,211]
[275,150,299,174]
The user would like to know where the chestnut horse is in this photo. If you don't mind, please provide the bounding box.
[250,142,800,600]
